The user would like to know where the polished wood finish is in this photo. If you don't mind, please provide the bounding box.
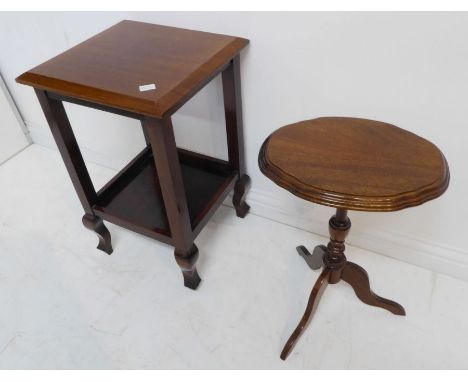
[35,89,97,215]
[233,174,251,218]
[16,20,248,118]
[18,21,250,289]
[35,88,114,252]
[93,146,235,245]
[280,268,329,360]
[222,54,251,217]
[280,210,405,360]
[259,118,448,359]
[48,92,143,120]
[82,213,113,255]
[259,117,450,211]
[174,244,201,290]
[144,116,201,289]
[341,262,405,315]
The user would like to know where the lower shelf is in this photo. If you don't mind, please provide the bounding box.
[93,147,237,244]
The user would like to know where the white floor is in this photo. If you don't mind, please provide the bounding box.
[0,144,467,369]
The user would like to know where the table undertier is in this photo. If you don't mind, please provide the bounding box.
[93,147,237,244]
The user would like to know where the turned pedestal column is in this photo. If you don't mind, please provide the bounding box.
[259,117,450,360]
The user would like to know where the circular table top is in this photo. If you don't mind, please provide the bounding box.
[258,117,449,211]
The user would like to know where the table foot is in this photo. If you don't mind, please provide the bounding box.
[233,174,251,218]
[297,245,325,270]
[82,214,113,255]
[341,261,406,316]
[175,244,202,290]
[280,269,329,360]
[281,209,405,360]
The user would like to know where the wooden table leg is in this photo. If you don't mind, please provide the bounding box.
[222,54,250,218]
[143,116,201,290]
[140,120,150,146]
[281,208,405,359]
[35,89,113,254]
[82,214,113,255]
[280,269,329,360]
[341,262,406,315]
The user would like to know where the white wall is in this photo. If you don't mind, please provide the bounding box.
[0,74,30,164]
[1,12,467,279]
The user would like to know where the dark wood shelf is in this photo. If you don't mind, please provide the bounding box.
[93,147,237,244]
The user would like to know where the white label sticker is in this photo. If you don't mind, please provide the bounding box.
[139,83,156,92]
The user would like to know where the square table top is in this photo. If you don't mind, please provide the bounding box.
[16,20,249,118]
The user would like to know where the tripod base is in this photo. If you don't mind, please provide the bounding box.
[280,209,405,360]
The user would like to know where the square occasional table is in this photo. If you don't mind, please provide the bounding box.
[16,20,251,289]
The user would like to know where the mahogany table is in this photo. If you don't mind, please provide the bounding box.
[259,117,450,360]
[16,20,251,290]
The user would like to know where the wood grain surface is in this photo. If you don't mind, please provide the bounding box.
[259,117,449,211]
[16,20,248,118]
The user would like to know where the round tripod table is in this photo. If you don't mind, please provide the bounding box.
[258,117,449,360]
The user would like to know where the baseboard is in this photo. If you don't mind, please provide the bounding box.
[238,188,468,282]
[28,124,468,282]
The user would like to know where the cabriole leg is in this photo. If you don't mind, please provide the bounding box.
[82,214,113,255]
[143,116,201,289]
[232,174,251,218]
[222,55,251,219]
